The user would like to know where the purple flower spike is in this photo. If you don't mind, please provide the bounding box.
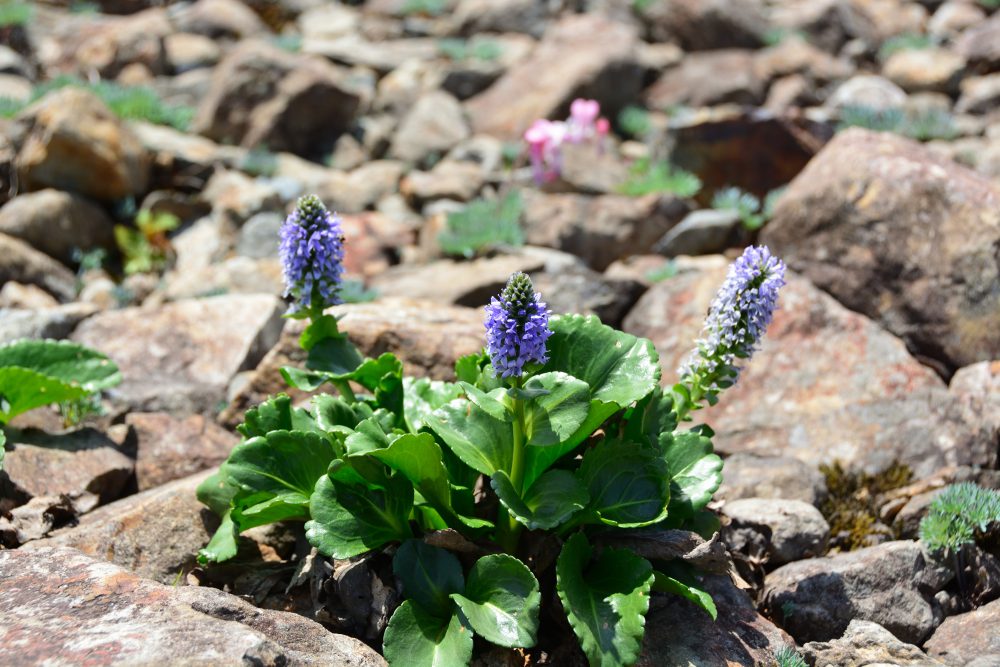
[279,194,345,314]
[680,246,786,387]
[485,272,552,379]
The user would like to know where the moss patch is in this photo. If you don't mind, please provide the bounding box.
[819,461,913,552]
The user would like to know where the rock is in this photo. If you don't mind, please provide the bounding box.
[0,546,386,666]
[127,413,237,491]
[929,1,985,40]
[466,14,641,140]
[717,453,827,506]
[522,192,690,272]
[0,427,133,514]
[622,257,995,476]
[957,73,1000,115]
[297,2,359,41]
[771,0,878,53]
[0,189,114,264]
[667,109,830,200]
[16,88,151,202]
[754,36,852,89]
[320,160,406,213]
[0,282,59,310]
[803,619,945,666]
[556,142,630,195]
[164,32,221,72]
[763,541,949,645]
[302,36,438,75]
[173,0,269,40]
[0,44,29,77]
[924,598,1000,666]
[28,470,217,583]
[761,128,1000,374]
[645,50,763,109]
[826,74,908,111]
[71,295,284,415]
[390,91,470,164]
[453,0,549,37]
[219,298,484,428]
[63,8,171,79]
[401,161,485,203]
[0,304,97,344]
[636,574,790,666]
[653,208,741,257]
[722,497,830,566]
[956,11,1000,72]
[164,257,285,302]
[237,211,284,258]
[0,233,76,302]
[532,266,645,329]
[883,48,966,94]
[641,0,767,50]
[0,495,77,547]
[193,41,361,160]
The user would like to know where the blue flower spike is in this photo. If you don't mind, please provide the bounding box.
[279,194,345,316]
[485,272,552,379]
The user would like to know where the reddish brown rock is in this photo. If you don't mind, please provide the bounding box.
[466,14,642,140]
[761,129,1000,374]
[0,546,386,666]
[622,256,995,476]
[924,598,1000,666]
[128,412,237,491]
[645,50,763,109]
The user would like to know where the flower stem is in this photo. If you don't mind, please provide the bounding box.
[498,378,527,553]
[333,380,357,403]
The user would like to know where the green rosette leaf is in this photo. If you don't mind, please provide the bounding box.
[556,532,654,667]
[661,430,723,519]
[237,394,320,438]
[404,377,463,433]
[450,554,540,648]
[521,371,590,447]
[0,367,89,423]
[652,568,717,620]
[0,339,122,391]
[427,398,512,477]
[225,429,339,507]
[394,539,465,618]
[577,439,670,528]
[491,469,589,531]
[383,601,472,667]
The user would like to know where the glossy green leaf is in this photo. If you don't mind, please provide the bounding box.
[306,329,364,374]
[394,539,465,618]
[196,469,241,517]
[344,417,391,456]
[312,393,368,432]
[454,352,485,385]
[0,339,122,392]
[427,398,512,477]
[491,469,589,530]
[383,601,472,667]
[522,372,590,447]
[198,510,239,564]
[661,431,723,519]
[0,366,89,423]
[577,439,670,528]
[232,492,310,527]
[225,430,339,506]
[370,433,491,532]
[451,554,540,648]
[556,533,654,667]
[652,571,716,620]
[459,383,510,422]
[237,394,319,439]
[306,466,413,559]
[404,377,463,433]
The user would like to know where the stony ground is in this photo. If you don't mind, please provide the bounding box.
[0,0,999,665]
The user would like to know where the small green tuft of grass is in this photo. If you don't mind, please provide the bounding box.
[618,159,701,198]
[646,260,679,283]
[438,191,524,259]
[0,0,31,27]
[774,645,808,667]
[402,0,446,16]
[340,279,379,304]
[617,105,652,139]
[878,32,935,62]
[919,483,1000,553]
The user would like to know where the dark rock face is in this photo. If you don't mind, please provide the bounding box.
[0,546,387,666]
[761,128,1000,376]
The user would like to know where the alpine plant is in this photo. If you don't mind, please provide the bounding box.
[484,272,552,378]
[279,194,345,315]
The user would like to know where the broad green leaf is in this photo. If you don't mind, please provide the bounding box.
[312,393,367,432]
[556,533,654,667]
[370,433,491,532]
[198,511,239,564]
[225,430,339,506]
[524,316,661,485]
[652,571,717,620]
[237,394,319,438]
[622,387,678,448]
[232,492,310,527]
[661,431,723,519]
[577,439,670,528]
[404,377,463,433]
[451,554,540,648]
[427,398,512,477]
[344,417,391,456]
[383,601,472,667]
[394,539,465,618]
[459,383,510,422]
[299,314,342,350]
[196,469,241,517]
[306,329,364,373]
[0,366,89,423]
[306,466,413,558]
[454,352,485,384]
[491,469,589,530]
[0,339,122,392]
[522,372,590,447]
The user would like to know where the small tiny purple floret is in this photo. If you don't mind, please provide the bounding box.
[680,245,786,384]
[279,195,345,313]
[485,272,552,378]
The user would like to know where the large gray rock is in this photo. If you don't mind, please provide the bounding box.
[646,50,763,108]
[466,14,642,139]
[0,233,76,302]
[803,619,945,666]
[641,0,767,50]
[390,91,470,164]
[0,304,97,344]
[622,257,996,476]
[717,453,827,506]
[761,128,1000,375]
[762,541,950,644]
[722,497,830,566]
[127,412,237,491]
[0,546,386,666]
[924,598,1000,666]
[0,189,114,264]
[653,208,741,258]
[72,295,284,414]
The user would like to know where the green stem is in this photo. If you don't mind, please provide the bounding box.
[332,380,357,403]
[498,378,526,554]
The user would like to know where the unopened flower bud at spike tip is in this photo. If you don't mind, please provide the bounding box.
[279,194,345,314]
[485,272,553,379]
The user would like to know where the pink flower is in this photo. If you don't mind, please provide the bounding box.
[568,98,601,143]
